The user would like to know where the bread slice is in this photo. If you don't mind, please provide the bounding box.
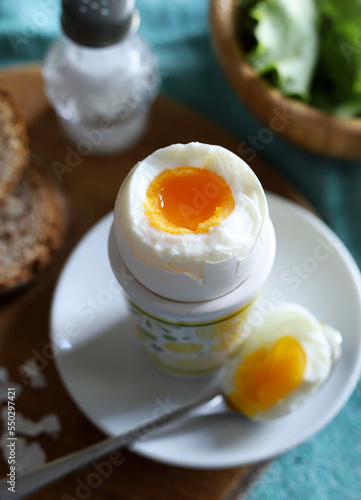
[0,89,29,203]
[0,160,67,291]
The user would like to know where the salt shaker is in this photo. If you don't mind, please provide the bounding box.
[43,0,160,155]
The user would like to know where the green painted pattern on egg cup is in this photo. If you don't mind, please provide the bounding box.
[125,296,259,374]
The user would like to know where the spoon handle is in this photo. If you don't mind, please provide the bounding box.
[0,392,222,500]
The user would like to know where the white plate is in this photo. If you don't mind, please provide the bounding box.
[50,193,361,468]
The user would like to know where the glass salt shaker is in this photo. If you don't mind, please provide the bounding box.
[42,0,160,155]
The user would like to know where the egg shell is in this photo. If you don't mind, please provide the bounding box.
[114,213,272,301]
[109,218,275,317]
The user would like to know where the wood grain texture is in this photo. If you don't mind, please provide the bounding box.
[0,65,310,500]
[210,0,361,160]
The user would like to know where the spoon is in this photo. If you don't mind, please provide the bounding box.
[0,328,342,500]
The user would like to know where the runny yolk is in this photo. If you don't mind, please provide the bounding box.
[228,336,306,417]
[144,166,235,233]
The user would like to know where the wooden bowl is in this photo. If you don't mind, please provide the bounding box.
[210,0,361,160]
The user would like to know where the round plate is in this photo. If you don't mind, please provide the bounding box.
[50,193,361,468]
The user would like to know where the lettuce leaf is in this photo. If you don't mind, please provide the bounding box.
[240,0,361,116]
[246,0,319,99]
[312,0,361,116]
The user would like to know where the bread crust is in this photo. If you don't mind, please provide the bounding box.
[0,160,67,291]
[0,89,29,202]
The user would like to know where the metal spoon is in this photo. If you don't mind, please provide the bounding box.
[0,329,342,500]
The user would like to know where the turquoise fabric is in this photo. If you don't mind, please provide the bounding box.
[1,1,360,498]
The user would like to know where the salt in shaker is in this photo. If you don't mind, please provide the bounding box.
[43,0,160,155]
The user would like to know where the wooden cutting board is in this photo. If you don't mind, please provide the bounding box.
[0,65,311,500]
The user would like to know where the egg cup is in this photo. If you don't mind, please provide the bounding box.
[108,217,275,375]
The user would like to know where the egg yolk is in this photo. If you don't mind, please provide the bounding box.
[228,336,306,417]
[144,167,235,233]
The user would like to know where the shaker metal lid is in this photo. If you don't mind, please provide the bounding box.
[61,0,139,47]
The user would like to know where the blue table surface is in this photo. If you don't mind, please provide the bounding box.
[1,1,360,499]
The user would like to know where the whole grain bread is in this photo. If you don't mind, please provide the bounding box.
[0,160,67,291]
[0,89,29,202]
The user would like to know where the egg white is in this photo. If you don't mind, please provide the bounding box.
[113,143,268,299]
[222,303,339,420]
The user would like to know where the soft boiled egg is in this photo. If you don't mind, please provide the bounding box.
[113,142,271,301]
[222,303,341,420]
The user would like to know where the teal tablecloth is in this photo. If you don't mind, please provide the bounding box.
[1,1,360,499]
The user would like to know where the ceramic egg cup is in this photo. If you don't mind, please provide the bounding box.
[108,217,276,375]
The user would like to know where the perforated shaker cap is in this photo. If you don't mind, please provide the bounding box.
[61,0,138,47]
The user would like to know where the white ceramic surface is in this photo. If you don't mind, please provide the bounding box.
[50,193,361,468]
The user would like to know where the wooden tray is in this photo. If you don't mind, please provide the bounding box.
[0,65,310,500]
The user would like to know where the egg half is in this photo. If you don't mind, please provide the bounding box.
[222,303,341,420]
[114,142,269,301]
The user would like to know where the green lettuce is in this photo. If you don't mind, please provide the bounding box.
[312,0,361,116]
[246,0,319,99]
[240,0,361,116]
